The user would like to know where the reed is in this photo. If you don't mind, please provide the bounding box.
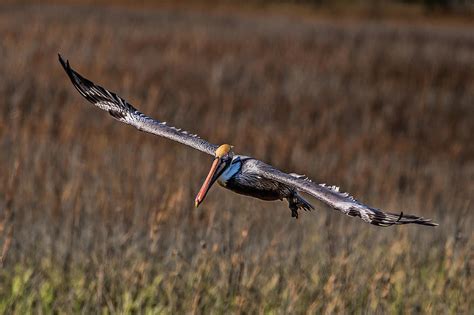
[0,4,472,313]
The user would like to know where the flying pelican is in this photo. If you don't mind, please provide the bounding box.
[59,55,437,227]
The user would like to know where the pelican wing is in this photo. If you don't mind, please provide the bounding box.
[256,164,437,227]
[59,55,218,156]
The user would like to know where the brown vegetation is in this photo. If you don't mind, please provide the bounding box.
[0,3,473,313]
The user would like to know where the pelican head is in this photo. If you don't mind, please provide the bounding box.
[195,144,234,207]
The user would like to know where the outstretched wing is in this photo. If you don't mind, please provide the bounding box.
[256,163,437,227]
[59,54,218,156]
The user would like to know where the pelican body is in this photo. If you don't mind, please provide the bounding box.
[195,151,313,218]
[59,55,437,227]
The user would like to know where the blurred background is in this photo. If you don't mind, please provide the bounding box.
[0,0,473,313]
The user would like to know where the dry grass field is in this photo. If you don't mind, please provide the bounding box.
[0,3,473,314]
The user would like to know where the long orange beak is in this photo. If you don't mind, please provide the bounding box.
[195,158,220,207]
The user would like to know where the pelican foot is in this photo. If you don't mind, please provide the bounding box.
[291,209,299,219]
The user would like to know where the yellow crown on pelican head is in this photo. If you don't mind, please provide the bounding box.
[215,144,234,158]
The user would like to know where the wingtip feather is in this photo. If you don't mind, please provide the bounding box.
[58,53,66,68]
[58,53,73,78]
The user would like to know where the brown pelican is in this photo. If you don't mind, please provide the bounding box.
[59,55,437,227]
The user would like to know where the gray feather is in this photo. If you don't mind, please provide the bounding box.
[59,55,218,156]
[254,161,437,227]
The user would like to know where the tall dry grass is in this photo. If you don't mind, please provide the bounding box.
[0,3,473,313]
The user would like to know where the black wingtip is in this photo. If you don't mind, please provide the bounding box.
[58,53,70,72]
[396,211,404,222]
[58,53,73,71]
[400,214,438,227]
[57,53,90,100]
[370,209,438,227]
[58,54,77,83]
[58,53,66,67]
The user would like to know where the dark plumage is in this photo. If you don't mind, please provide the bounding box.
[59,54,437,227]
